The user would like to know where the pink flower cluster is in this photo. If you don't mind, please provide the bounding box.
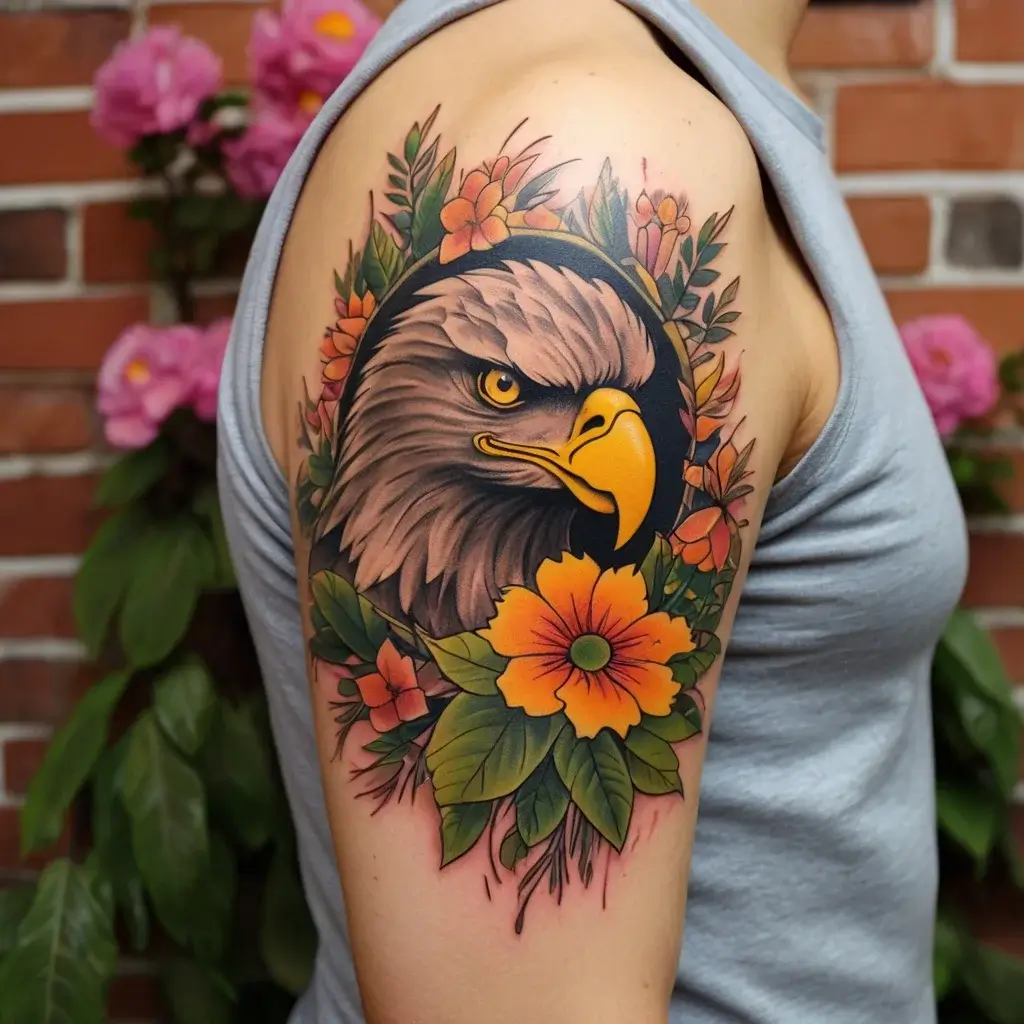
[98,320,232,449]
[900,315,999,437]
[224,0,380,198]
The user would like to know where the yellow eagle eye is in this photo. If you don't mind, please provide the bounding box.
[478,368,523,408]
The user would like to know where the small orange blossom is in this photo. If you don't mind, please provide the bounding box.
[439,169,509,263]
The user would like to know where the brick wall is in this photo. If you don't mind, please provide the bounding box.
[0,0,1020,1013]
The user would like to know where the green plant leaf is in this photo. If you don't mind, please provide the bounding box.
[681,235,694,269]
[962,941,1024,1024]
[94,438,171,507]
[640,535,674,610]
[0,887,34,956]
[411,147,456,259]
[936,780,1001,870]
[198,696,277,851]
[153,657,217,757]
[553,729,633,850]
[162,958,235,1024]
[933,906,964,1000]
[119,518,211,668]
[935,611,1017,712]
[361,221,403,297]
[74,506,150,657]
[697,213,716,250]
[688,268,720,289]
[499,826,529,871]
[514,757,569,846]
[260,842,318,994]
[425,694,563,806]
[421,631,505,696]
[0,860,117,1024]
[439,802,492,866]
[639,706,700,744]
[20,670,131,855]
[668,637,721,688]
[310,570,383,663]
[194,492,237,591]
[624,725,683,796]
[119,713,210,936]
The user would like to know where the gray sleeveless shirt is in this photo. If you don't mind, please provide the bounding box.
[217,2,968,1021]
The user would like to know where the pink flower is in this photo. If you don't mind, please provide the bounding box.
[900,315,1000,436]
[222,105,306,198]
[191,318,232,421]
[91,27,222,149]
[250,0,380,113]
[97,324,203,448]
[354,639,429,733]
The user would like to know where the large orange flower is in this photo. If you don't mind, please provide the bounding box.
[481,553,694,739]
[320,289,375,394]
[439,169,509,264]
[672,507,733,572]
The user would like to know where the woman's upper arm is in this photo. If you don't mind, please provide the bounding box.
[267,64,800,1024]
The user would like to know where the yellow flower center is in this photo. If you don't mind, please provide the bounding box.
[124,358,150,384]
[569,633,612,672]
[314,11,355,38]
[298,90,324,116]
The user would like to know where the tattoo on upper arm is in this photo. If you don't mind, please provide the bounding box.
[296,109,754,931]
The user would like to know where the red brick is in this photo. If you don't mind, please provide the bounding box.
[957,0,1024,63]
[3,738,49,798]
[0,577,76,639]
[0,388,93,454]
[0,806,70,871]
[0,474,101,557]
[0,111,132,186]
[148,4,258,85]
[791,2,932,69]
[886,288,1024,357]
[847,196,930,275]
[0,661,96,725]
[0,295,148,372]
[0,210,66,282]
[108,974,162,1021]
[82,203,155,285]
[991,628,1024,685]
[194,293,237,323]
[963,532,1024,606]
[0,11,129,88]
[835,81,1024,172]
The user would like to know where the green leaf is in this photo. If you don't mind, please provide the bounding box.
[422,631,504,695]
[119,713,210,935]
[704,326,734,344]
[387,153,406,174]
[697,213,716,250]
[716,310,741,324]
[74,506,149,656]
[719,276,740,307]
[936,611,1017,712]
[587,159,631,260]
[94,438,171,507]
[361,221,403,297]
[404,123,421,165]
[702,292,716,325]
[933,907,964,1000]
[936,780,1001,870]
[385,191,410,208]
[426,694,563,806]
[553,729,633,850]
[514,757,569,846]
[639,706,700,744]
[640,535,674,610]
[624,725,683,795]
[153,657,217,757]
[438,803,492,866]
[162,959,235,1024]
[411,147,456,259]
[310,570,382,663]
[688,268,720,288]
[164,831,236,962]
[668,637,721,688]
[0,887,34,956]
[198,697,277,852]
[119,518,211,668]
[0,861,117,1024]
[21,670,131,854]
[697,242,725,268]
[499,826,529,871]
[681,234,694,269]
[260,843,317,994]
[962,942,1024,1024]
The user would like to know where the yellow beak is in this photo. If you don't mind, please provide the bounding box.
[474,388,657,549]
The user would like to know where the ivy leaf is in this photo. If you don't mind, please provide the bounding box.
[119,713,210,936]
[94,438,171,507]
[411,147,456,259]
[0,860,117,1024]
[553,729,633,850]
[439,803,492,867]
[153,657,217,757]
[624,725,683,796]
[310,570,382,663]
[20,670,131,855]
[936,780,1001,871]
[260,843,318,994]
[425,694,563,806]
[421,631,504,696]
[161,959,235,1024]
[119,517,212,668]
[361,221,403,297]
[514,757,569,846]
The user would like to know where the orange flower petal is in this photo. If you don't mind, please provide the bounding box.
[439,196,475,232]
[680,537,711,566]
[615,610,695,663]
[657,196,678,226]
[395,687,429,722]
[634,190,654,227]
[653,228,678,280]
[534,553,600,637]
[474,179,504,220]
[369,702,401,733]
[376,639,417,692]
[490,155,510,181]
[556,669,641,739]
[478,214,510,247]
[716,441,738,486]
[481,584,568,658]
[608,660,679,720]
[709,516,732,570]
[496,654,570,718]
[677,507,723,543]
[683,463,705,489]
[322,355,353,381]
[460,169,490,203]
[439,223,473,264]
[523,206,561,229]
[355,671,390,709]
[335,316,366,339]
[362,291,375,316]
[589,564,648,640]
[697,552,717,572]
[470,224,493,252]
[347,294,360,318]
[696,416,720,442]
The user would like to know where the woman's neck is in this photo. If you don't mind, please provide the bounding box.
[692,0,809,93]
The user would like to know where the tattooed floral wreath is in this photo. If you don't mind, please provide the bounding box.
[297,109,753,930]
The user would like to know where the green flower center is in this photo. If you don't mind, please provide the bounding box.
[569,633,612,672]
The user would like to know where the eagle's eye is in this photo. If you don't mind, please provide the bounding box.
[477,368,523,409]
